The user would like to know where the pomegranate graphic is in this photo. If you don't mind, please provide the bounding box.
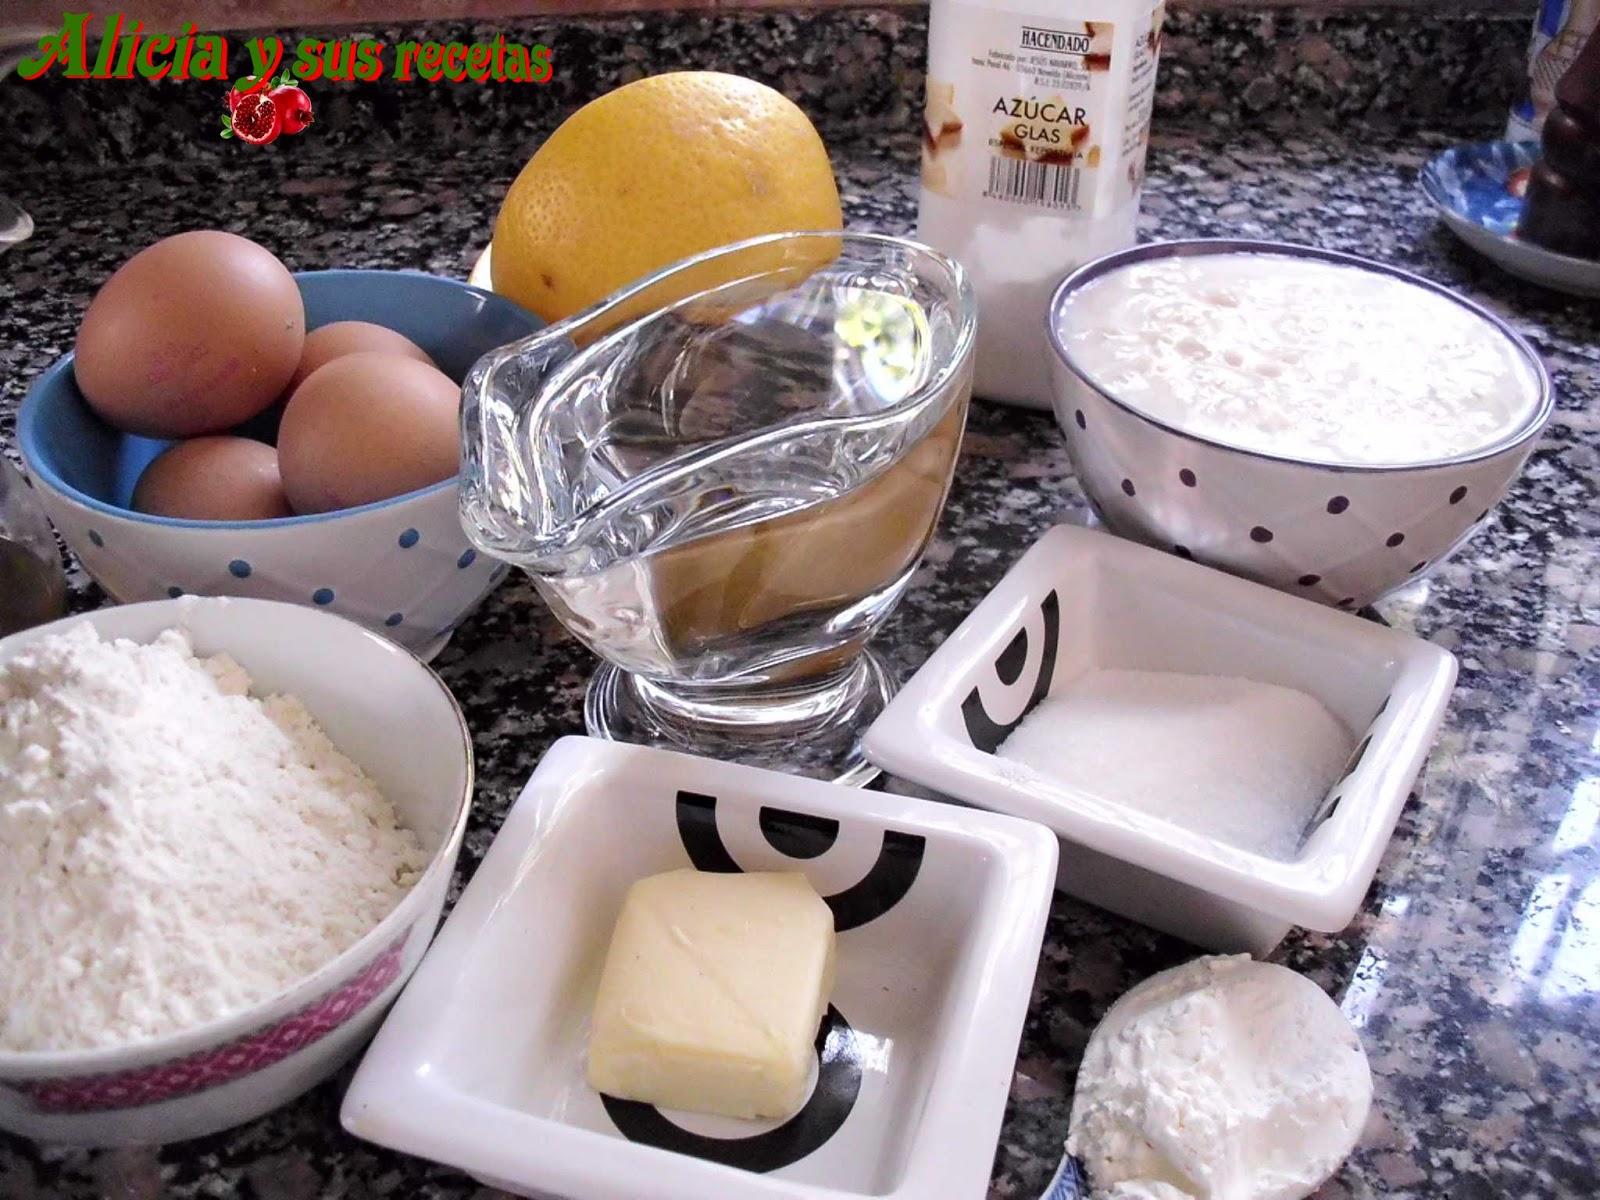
[225,75,265,113]
[270,84,315,135]
[231,91,282,145]
[221,73,314,145]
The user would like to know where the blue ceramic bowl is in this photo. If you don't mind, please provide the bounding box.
[19,270,541,659]
[1420,140,1600,299]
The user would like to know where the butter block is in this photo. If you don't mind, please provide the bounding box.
[587,869,837,1121]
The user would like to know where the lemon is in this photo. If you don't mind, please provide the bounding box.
[490,72,844,322]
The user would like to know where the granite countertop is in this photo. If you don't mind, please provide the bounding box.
[3,12,1599,1197]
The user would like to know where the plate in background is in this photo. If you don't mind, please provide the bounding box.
[1421,140,1600,298]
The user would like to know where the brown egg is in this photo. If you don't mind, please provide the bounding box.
[74,231,304,438]
[278,353,460,514]
[286,321,436,394]
[132,437,293,522]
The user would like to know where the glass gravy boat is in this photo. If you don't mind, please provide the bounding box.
[462,232,976,782]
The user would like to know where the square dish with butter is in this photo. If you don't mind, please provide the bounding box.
[341,736,1058,1200]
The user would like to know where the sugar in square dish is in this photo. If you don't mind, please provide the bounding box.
[587,869,837,1121]
[862,524,1457,955]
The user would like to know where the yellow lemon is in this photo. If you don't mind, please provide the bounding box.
[490,71,843,322]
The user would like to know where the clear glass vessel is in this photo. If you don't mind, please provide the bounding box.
[0,457,67,639]
[462,232,976,782]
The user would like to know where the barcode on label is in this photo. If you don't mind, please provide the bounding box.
[985,156,1083,209]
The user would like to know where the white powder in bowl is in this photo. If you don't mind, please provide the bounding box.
[0,624,426,1053]
[1057,253,1541,466]
[1066,956,1372,1200]
[997,669,1352,860]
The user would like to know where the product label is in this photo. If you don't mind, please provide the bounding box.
[1121,1,1161,199]
[922,1,1162,217]
[1506,0,1598,139]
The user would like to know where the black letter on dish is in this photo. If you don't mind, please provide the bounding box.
[674,795,925,931]
[758,808,841,859]
[601,1005,864,1171]
[960,588,1061,753]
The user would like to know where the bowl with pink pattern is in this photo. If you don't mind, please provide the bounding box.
[0,596,474,1147]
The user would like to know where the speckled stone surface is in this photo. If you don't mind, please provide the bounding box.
[3,13,1599,1200]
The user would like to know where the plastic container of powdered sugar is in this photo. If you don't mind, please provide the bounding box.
[916,0,1165,408]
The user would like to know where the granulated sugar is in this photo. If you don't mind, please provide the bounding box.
[0,624,424,1053]
[998,669,1353,860]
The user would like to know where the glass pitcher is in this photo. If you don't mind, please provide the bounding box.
[1,457,67,638]
[462,232,976,782]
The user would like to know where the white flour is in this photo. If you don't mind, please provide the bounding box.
[1066,956,1372,1200]
[0,624,424,1053]
[998,669,1352,860]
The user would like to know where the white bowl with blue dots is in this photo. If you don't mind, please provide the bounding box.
[18,270,540,660]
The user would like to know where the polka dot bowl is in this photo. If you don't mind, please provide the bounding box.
[1044,239,1553,611]
[18,270,541,659]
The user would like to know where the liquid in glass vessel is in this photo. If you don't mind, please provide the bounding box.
[461,232,976,782]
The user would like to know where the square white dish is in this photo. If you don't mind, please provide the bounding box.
[341,736,1058,1200]
[862,524,1458,955]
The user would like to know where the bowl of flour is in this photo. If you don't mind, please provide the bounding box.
[0,596,474,1146]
